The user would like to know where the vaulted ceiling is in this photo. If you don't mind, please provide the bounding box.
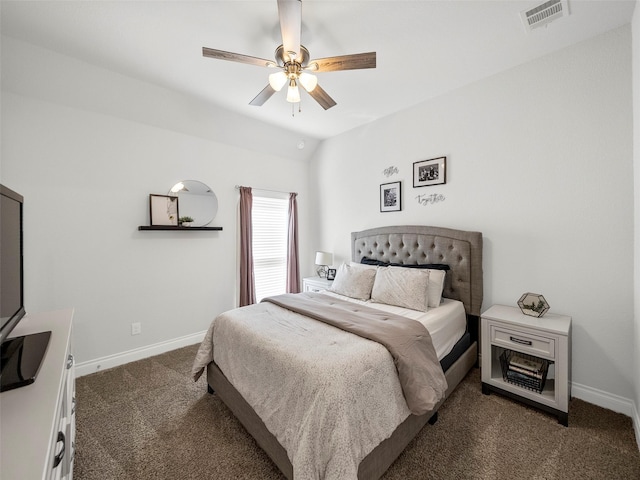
[1,1,636,142]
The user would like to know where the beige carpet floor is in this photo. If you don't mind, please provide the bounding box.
[74,344,640,479]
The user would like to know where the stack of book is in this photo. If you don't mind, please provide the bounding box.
[502,351,548,393]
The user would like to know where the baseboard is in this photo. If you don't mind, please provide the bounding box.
[75,330,207,377]
[573,384,640,450]
[571,381,635,417]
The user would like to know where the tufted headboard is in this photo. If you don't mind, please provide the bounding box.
[351,225,483,317]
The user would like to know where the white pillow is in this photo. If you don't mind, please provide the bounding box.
[426,268,446,307]
[371,266,429,312]
[328,263,377,300]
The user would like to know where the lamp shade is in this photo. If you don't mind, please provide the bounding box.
[268,71,288,91]
[298,72,318,92]
[315,251,333,266]
[286,80,301,103]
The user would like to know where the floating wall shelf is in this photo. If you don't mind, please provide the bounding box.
[138,226,223,231]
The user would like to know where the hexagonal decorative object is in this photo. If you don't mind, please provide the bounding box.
[517,293,550,318]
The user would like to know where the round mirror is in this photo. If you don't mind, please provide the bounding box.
[169,180,218,227]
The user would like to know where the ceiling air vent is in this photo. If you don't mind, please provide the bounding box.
[520,0,569,32]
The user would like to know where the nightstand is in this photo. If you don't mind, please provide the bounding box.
[302,276,333,293]
[481,304,572,426]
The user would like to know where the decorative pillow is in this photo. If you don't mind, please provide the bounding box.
[360,257,448,307]
[350,261,377,270]
[328,263,377,300]
[360,257,388,266]
[425,268,446,308]
[371,266,429,312]
[361,256,450,271]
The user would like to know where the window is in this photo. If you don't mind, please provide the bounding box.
[252,194,289,302]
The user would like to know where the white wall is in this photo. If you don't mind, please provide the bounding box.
[631,0,640,441]
[1,39,313,368]
[311,27,635,409]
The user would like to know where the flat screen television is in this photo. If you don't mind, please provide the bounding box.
[1,184,50,391]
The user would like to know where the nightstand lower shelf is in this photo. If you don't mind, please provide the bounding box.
[482,381,568,426]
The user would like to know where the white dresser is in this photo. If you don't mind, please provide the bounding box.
[1,309,76,479]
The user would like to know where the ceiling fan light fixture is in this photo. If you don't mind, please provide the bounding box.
[269,71,288,91]
[298,72,318,92]
[287,79,301,103]
[202,2,375,111]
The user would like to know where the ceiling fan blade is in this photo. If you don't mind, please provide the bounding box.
[307,84,337,110]
[277,0,301,62]
[249,85,278,106]
[202,47,275,68]
[308,52,377,72]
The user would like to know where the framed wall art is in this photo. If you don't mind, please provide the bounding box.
[380,181,401,212]
[413,156,446,187]
[149,194,179,226]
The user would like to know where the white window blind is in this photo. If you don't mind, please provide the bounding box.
[252,194,289,302]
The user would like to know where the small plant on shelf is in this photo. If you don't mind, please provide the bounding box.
[179,216,194,226]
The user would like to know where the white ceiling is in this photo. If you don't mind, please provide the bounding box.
[1,1,636,142]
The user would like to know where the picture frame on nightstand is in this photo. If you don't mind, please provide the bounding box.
[327,268,336,280]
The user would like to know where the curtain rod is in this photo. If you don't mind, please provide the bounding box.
[235,185,296,195]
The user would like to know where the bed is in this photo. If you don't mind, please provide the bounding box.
[192,225,483,479]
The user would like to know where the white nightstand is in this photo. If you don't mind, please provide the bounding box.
[481,304,572,426]
[303,276,333,293]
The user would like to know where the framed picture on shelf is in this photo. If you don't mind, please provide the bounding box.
[413,156,446,187]
[149,194,179,226]
[380,181,401,212]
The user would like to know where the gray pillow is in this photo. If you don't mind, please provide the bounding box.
[328,263,377,300]
[371,266,429,312]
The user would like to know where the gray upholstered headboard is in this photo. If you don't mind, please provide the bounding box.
[351,225,483,317]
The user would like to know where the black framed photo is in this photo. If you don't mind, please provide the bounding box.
[327,268,336,281]
[413,156,446,187]
[380,181,401,212]
[149,194,179,226]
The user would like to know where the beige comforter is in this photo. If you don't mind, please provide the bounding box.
[192,293,447,480]
[263,293,447,415]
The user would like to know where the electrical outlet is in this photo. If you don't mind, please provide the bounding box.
[131,322,141,335]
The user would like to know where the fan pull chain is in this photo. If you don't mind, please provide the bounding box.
[291,100,302,117]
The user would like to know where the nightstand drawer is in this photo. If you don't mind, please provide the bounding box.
[305,284,325,293]
[490,325,555,358]
[302,277,333,293]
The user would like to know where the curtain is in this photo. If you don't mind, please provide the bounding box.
[239,187,255,306]
[286,192,301,293]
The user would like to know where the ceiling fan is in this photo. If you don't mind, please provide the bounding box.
[202,0,376,110]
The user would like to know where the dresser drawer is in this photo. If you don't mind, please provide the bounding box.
[490,324,555,358]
